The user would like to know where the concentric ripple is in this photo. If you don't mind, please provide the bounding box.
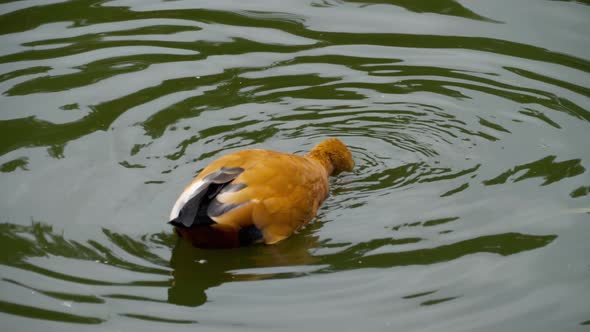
[1,0,589,331]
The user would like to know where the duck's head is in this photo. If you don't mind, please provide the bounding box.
[308,138,355,175]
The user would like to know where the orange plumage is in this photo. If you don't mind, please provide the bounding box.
[168,138,354,248]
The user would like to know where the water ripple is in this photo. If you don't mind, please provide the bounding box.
[1,0,589,330]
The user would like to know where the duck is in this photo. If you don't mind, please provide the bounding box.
[168,138,354,249]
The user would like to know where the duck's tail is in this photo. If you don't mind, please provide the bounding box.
[169,167,244,228]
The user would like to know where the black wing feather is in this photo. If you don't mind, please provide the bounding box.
[170,167,244,228]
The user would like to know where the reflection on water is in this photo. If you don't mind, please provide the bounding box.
[483,156,585,186]
[340,0,498,23]
[0,221,556,315]
[1,0,589,330]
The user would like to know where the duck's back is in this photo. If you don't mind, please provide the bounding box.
[170,149,330,247]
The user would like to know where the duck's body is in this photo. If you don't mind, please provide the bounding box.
[169,138,354,248]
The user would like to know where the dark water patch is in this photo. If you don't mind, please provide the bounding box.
[504,66,590,99]
[402,290,437,299]
[551,0,590,5]
[0,300,104,324]
[0,66,51,83]
[2,278,105,304]
[0,1,311,38]
[101,229,171,269]
[330,237,424,257]
[342,0,498,22]
[2,35,175,62]
[318,232,557,271]
[0,73,208,156]
[5,56,154,95]
[1,223,101,264]
[518,108,562,129]
[0,223,171,280]
[60,103,80,111]
[0,157,28,172]
[418,164,481,184]
[391,217,460,230]
[22,25,202,48]
[0,116,98,157]
[47,144,65,159]
[119,313,198,324]
[119,161,146,168]
[318,33,590,73]
[420,296,460,306]
[483,156,585,186]
[478,117,511,133]
[103,294,168,304]
[423,217,460,227]
[0,35,306,65]
[570,186,590,198]
[130,143,151,156]
[440,183,469,197]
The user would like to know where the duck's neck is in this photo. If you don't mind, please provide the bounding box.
[307,149,334,176]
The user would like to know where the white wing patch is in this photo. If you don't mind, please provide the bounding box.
[169,179,205,220]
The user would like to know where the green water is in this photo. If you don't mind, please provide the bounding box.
[1,0,589,331]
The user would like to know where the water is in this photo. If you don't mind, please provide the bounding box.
[0,0,589,331]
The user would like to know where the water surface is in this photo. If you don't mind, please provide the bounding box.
[0,0,589,331]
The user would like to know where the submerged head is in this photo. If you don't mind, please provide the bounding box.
[308,138,355,175]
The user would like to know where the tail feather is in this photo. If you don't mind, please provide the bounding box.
[169,167,245,228]
[168,218,188,228]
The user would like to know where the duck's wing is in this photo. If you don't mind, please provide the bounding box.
[169,166,244,228]
[211,154,329,244]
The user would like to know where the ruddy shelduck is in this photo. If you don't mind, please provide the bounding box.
[169,138,354,248]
